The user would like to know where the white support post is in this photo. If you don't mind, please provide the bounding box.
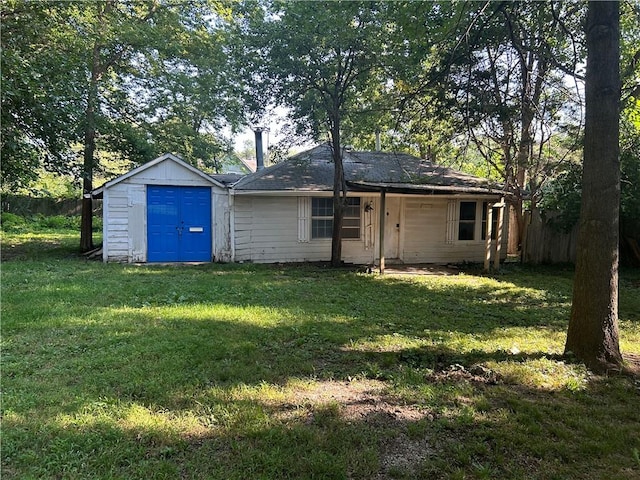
[379,190,386,274]
[484,203,494,272]
[494,200,505,271]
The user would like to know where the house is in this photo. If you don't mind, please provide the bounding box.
[94,145,509,267]
[231,144,508,267]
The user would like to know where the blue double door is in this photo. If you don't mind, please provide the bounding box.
[147,186,212,262]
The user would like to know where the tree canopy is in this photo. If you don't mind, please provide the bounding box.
[3,0,639,261]
[238,0,395,265]
[1,0,247,249]
[3,0,639,371]
[1,1,86,187]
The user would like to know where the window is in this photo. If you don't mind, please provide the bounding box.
[311,198,333,239]
[458,201,476,240]
[481,203,499,240]
[311,197,361,240]
[342,197,361,239]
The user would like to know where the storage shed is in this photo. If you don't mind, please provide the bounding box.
[93,153,232,263]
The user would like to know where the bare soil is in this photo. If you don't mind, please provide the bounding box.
[280,380,435,479]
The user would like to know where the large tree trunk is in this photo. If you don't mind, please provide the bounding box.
[80,46,100,253]
[565,1,622,372]
[329,115,346,267]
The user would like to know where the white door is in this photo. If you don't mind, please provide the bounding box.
[384,197,402,260]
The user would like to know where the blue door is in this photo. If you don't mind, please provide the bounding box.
[147,186,212,262]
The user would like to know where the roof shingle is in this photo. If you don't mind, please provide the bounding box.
[232,144,504,195]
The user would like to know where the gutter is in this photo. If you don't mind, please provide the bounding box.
[346,180,507,196]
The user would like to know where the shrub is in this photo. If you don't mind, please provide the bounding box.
[35,214,73,229]
[1,212,27,231]
[1,213,101,232]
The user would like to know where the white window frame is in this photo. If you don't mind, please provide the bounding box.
[447,200,498,243]
[311,197,334,240]
[481,202,499,241]
[302,197,362,241]
[341,197,362,240]
[457,200,478,241]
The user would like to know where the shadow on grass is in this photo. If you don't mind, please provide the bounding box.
[3,260,633,402]
[4,334,639,479]
[3,258,640,479]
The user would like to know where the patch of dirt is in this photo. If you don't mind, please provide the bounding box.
[282,379,428,423]
[372,427,435,480]
[425,363,503,385]
[278,380,435,479]
[623,353,640,378]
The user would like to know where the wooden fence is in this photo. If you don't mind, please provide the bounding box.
[1,195,102,217]
[522,211,578,264]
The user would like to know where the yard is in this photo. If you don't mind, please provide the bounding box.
[2,226,640,480]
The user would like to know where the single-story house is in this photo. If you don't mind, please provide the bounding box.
[94,145,509,268]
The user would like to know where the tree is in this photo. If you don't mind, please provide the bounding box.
[139,6,245,172]
[242,1,389,266]
[1,1,85,188]
[373,2,585,253]
[2,1,244,251]
[76,1,184,251]
[535,1,640,265]
[77,1,248,251]
[564,1,622,372]
[344,2,462,162]
[441,2,585,250]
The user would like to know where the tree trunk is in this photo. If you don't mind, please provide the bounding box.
[80,46,100,253]
[330,116,346,267]
[565,1,622,372]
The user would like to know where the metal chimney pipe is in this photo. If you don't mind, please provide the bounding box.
[254,127,265,171]
[375,131,381,152]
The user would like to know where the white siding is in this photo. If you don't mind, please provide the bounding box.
[103,183,131,262]
[213,193,232,262]
[402,198,508,263]
[121,160,211,187]
[232,194,508,265]
[233,195,375,264]
[128,185,146,262]
[235,196,326,262]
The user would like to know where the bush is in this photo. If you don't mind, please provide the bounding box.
[35,214,75,229]
[0,213,101,232]
[1,212,27,231]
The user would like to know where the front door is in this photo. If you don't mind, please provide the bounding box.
[147,186,212,262]
[384,197,402,260]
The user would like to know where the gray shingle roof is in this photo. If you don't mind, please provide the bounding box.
[232,144,504,195]
[211,173,245,186]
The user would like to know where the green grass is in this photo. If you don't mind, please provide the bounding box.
[2,226,640,479]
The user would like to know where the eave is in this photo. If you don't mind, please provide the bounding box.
[346,180,508,198]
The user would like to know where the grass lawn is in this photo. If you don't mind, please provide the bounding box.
[2,227,640,480]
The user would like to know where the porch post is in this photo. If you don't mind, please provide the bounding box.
[484,203,494,272]
[494,199,505,271]
[379,189,386,274]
